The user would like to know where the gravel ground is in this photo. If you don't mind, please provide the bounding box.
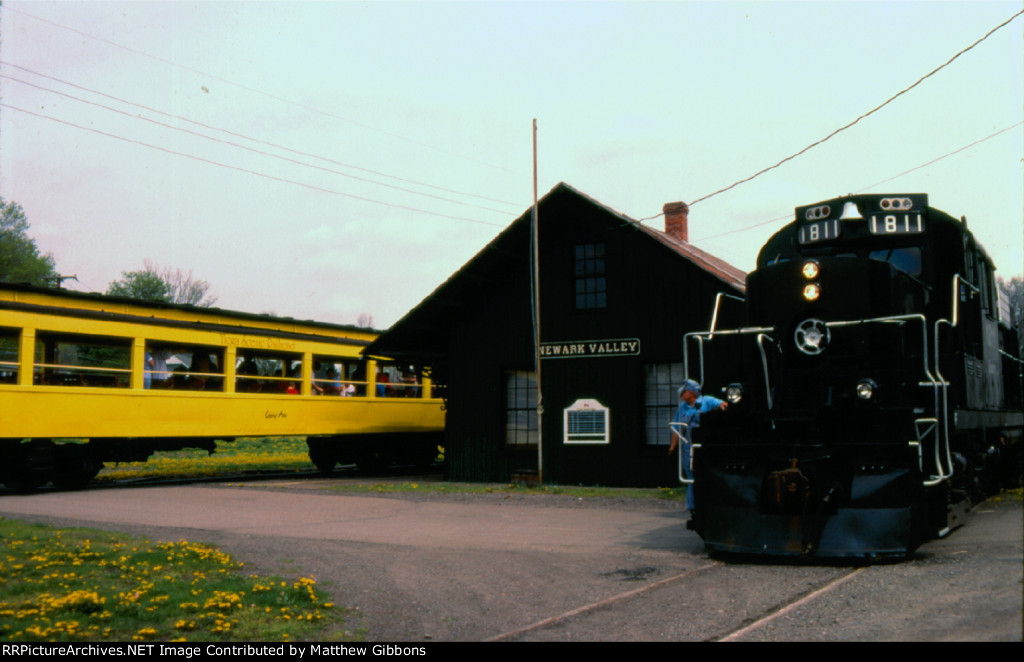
[1,480,1019,641]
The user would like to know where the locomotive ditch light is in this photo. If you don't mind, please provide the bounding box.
[801,259,820,280]
[802,283,821,301]
[856,379,878,400]
[724,384,744,405]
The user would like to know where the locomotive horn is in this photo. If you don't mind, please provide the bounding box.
[838,201,863,221]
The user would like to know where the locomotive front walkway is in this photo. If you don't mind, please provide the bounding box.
[1,482,1020,641]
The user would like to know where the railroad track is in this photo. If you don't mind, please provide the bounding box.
[487,561,869,642]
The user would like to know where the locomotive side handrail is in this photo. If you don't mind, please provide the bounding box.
[928,274,979,486]
[708,293,746,340]
[756,333,775,411]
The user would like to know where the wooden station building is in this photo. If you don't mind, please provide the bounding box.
[367,183,746,487]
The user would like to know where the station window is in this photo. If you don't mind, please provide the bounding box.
[505,370,538,447]
[644,362,684,446]
[0,328,19,383]
[35,332,131,388]
[574,243,607,309]
[146,343,224,391]
[234,349,301,394]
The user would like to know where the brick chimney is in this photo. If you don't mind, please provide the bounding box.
[663,201,689,243]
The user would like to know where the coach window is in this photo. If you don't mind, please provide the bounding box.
[0,328,18,383]
[312,356,360,396]
[234,349,302,395]
[379,362,420,398]
[644,362,684,446]
[35,332,131,388]
[145,343,224,391]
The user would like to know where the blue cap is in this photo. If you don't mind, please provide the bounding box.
[678,379,701,396]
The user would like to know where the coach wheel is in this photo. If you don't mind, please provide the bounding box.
[2,461,44,491]
[52,459,103,490]
[356,448,388,474]
[414,445,439,469]
[51,445,102,489]
[307,442,337,475]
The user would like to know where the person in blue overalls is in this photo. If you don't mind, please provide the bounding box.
[669,379,728,516]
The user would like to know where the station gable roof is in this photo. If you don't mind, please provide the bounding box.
[367,182,746,361]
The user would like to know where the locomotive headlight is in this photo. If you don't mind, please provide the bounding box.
[724,384,744,405]
[802,283,821,301]
[801,260,820,280]
[856,379,878,400]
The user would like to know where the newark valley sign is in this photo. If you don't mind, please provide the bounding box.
[539,338,640,359]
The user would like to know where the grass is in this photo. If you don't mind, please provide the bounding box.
[0,517,360,642]
[93,436,687,501]
[95,437,313,482]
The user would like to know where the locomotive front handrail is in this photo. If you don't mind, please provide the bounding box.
[824,313,953,486]
[683,325,775,388]
[668,421,694,484]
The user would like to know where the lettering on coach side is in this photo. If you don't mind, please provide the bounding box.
[539,338,640,359]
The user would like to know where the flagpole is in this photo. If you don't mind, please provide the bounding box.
[531,119,543,485]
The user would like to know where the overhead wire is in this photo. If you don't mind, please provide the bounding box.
[691,121,1024,243]
[0,61,521,211]
[3,4,522,177]
[0,103,507,228]
[0,70,519,216]
[637,8,1024,223]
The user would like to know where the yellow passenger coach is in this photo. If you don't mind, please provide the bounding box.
[0,283,444,489]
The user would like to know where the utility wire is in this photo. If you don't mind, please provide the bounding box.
[3,4,521,176]
[690,121,1024,243]
[0,103,506,228]
[639,8,1024,222]
[0,61,521,210]
[0,71,518,216]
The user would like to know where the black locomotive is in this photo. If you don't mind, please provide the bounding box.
[684,193,1022,558]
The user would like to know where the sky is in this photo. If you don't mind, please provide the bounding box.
[1,0,1021,328]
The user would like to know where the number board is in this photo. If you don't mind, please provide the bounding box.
[798,219,841,245]
[869,213,924,236]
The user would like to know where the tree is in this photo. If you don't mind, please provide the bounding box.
[998,276,1024,345]
[106,268,172,302]
[107,260,217,306]
[0,198,58,286]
